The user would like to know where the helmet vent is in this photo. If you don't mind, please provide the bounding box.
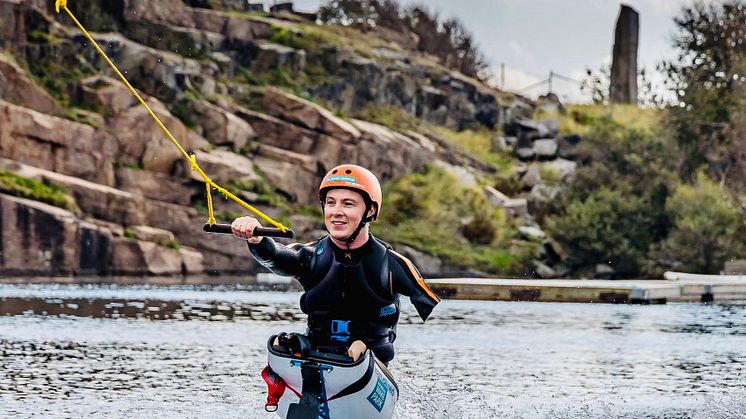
[332,169,338,174]
[345,169,352,174]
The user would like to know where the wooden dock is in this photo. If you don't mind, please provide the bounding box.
[425,272,746,304]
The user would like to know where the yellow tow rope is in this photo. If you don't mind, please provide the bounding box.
[55,0,289,233]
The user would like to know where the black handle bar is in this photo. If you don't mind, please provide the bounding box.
[202,223,295,238]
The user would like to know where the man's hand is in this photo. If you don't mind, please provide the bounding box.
[347,340,367,361]
[231,216,263,243]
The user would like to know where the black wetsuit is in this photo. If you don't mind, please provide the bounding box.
[249,234,440,363]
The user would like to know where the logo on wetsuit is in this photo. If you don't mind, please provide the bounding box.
[379,304,396,317]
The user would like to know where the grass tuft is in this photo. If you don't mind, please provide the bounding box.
[0,171,80,214]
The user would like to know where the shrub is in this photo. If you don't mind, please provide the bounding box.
[376,166,525,274]
[656,173,744,273]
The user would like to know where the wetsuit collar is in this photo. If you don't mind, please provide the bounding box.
[329,234,373,263]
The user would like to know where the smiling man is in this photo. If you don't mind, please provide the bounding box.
[231,164,440,364]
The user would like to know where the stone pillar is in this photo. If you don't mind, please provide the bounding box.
[609,5,639,104]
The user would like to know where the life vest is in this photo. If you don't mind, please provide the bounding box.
[299,237,399,361]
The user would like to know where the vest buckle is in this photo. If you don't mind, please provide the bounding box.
[330,319,351,342]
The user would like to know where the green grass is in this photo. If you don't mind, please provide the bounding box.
[538,165,562,186]
[123,225,182,250]
[356,105,422,132]
[114,160,145,170]
[25,56,94,107]
[161,240,181,250]
[297,22,397,58]
[268,26,320,52]
[375,166,531,275]
[169,90,199,129]
[222,10,270,19]
[0,50,18,66]
[28,31,61,45]
[225,177,278,205]
[548,104,663,137]
[355,105,514,175]
[0,171,80,214]
[123,227,138,240]
[427,125,513,172]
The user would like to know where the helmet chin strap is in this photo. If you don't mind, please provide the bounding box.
[341,201,375,249]
[343,218,368,249]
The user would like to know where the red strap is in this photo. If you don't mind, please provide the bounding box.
[261,366,286,409]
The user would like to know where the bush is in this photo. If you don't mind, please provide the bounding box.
[376,166,526,274]
[546,188,654,277]
[545,117,676,277]
[428,126,512,171]
[656,173,744,273]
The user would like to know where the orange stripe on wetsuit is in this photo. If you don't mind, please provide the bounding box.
[389,250,441,303]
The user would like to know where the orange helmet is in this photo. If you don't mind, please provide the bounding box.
[318,164,382,222]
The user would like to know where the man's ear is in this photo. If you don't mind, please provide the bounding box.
[366,204,377,219]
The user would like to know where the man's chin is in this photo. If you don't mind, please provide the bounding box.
[329,230,351,240]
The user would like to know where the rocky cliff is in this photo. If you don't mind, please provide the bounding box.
[0,0,566,279]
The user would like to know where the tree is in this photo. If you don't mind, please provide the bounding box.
[656,173,744,273]
[318,0,489,80]
[662,1,746,189]
[545,120,676,277]
[318,0,379,27]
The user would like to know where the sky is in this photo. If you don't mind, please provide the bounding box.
[288,0,700,103]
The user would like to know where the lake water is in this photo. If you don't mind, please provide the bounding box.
[0,284,744,418]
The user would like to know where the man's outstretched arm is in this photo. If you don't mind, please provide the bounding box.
[233,216,310,278]
[389,250,441,321]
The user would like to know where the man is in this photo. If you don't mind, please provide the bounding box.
[232,164,440,364]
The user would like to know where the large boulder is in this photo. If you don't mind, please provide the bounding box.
[0,54,61,115]
[0,100,117,186]
[234,106,319,154]
[533,138,558,159]
[240,40,306,73]
[256,144,318,173]
[0,194,78,276]
[0,190,207,277]
[40,168,149,226]
[129,225,175,244]
[77,75,210,174]
[190,99,255,150]
[79,33,202,102]
[396,245,443,277]
[262,88,361,142]
[540,158,577,182]
[109,95,203,173]
[188,148,260,185]
[253,154,318,204]
[125,21,225,59]
[484,185,528,218]
[76,75,139,115]
[115,167,196,206]
[108,237,202,275]
[191,8,273,40]
[122,0,192,27]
